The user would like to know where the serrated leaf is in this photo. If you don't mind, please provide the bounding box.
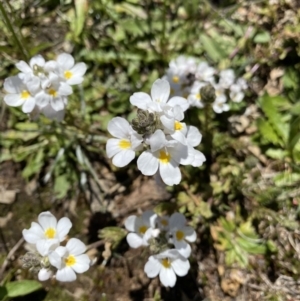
[257,118,281,145]
[5,280,42,298]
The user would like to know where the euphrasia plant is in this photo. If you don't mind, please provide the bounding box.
[21,212,91,282]
[106,78,206,186]
[124,210,196,287]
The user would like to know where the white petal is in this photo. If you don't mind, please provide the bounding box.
[35,91,50,107]
[151,78,170,103]
[66,238,86,255]
[171,131,187,145]
[183,226,197,242]
[36,239,59,256]
[174,240,191,258]
[4,94,24,107]
[159,267,176,287]
[130,92,152,110]
[72,254,90,273]
[38,211,57,230]
[22,222,44,244]
[148,130,166,152]
[57,53,74,70]
[4,76,23,94]
[167,96,189,111]
[107,117,131,139]
[70,62,87,77]
[112,149,135,167]
[186,126,202,147]
[42,105,65,121]
[22,97,36,113]
[169,213,186,228]
[126,233,143,248]
[49,249,64,269]
[137,151,159,176]
[38,268,52,281]
[29,55,45,68]
[56,217,72,241]
[58,82,73,96]
[191,149,206,167]
[160,115,174,132]
[144,256,161,278]
[124,215,137,232]
[171,257,190,276]
[15,61,32,74]
[142,210,157,228]
[51,97,65,111]
[56,267,77,282]
[67,76,84,85]
[106,139,122,158]
[159,162,181,186]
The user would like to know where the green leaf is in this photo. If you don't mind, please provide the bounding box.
[5,280,42,298]
[0,286,8,300]
[253,31,271,44]
[54,174,71,199]
[257,118,280,145]
[199,34,226,62]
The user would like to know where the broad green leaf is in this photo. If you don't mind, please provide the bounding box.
[5,280,42,298]
[54,174,71,199]
[74,0,88,38]
[0,286,7,300]
[265,148,287,160]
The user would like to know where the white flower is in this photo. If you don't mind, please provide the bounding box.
[55,53,87,85]
[157,215,170,231]
[49,238,90,282]
[22,211,72,251]
[168,213,196,258]
[106,117,143,167]
[125,210,157,249]
[124,210,157,248]
[212,95,230,114]
[3,76,40,113]
[38,268,53,281]
[219,69,235,89]
[236,77,248,90]
[182,126,206,167]
[144,249,190,287]
[137,131,188,186]
[230,84,244,103]
[35,73,72,112]
[195,62,215,83]
[130,78,189,114]
[187,81,206,108]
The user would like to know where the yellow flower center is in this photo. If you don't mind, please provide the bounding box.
[159,151,171,164]
[174,121,183,131]
[64,70,73,80]
[139,225,147,234]
[196,93,201,100]
[176,230,184,241]
[48,88,58,97]
[172,76,179,83]
[45,227,56,239]
[119,139,131,149]
[21,90,30,99]
[161,219,168,226]
[65,255,76,267]
[161,258,171,268]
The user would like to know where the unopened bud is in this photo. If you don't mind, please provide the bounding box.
[200,84,215,104]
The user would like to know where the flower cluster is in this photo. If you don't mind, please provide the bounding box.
[21,211,91,282]
[124,210,196,287]
[3,53,87,121]
[164,55,248,113]
[106,78,206,186]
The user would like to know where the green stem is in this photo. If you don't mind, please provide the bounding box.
[0,1,29,61]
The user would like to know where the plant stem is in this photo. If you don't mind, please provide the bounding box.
[0,1,29,61]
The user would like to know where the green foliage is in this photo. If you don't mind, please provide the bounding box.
[0,280,42,301]
[211,216,268,268]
